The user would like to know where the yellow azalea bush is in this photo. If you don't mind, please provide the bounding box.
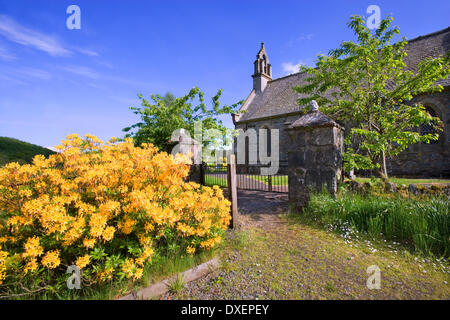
[0,134,230,294]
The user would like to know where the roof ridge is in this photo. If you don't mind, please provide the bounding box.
[268,71,305,83]
[406,26,450,44]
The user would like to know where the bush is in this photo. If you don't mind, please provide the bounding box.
[0,134,230,296]
[302,191,449,258]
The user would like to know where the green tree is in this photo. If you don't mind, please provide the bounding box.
[294,15,449,180]
[123,88,242,153]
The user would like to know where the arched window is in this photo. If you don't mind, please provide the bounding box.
[263,55,267,74]
[420,106,439,144]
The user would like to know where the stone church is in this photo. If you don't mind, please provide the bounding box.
[233,27,450,178]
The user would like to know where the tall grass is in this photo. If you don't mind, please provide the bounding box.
[302,192,449,258]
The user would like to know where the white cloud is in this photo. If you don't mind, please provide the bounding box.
[14,67,52,80]
[0,15,71,56]
[76,48,99,57]
[0,45,16,60]
[2,66,52,82]
[287,33,315,47]
[281,61,303,75]
[108,95,140,106]
[298,33,314,41]
[0,73,27,85]
[44,146,59,152]
[55,63,158,92]
[59,65,100,79]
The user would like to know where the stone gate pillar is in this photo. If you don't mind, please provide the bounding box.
[286,101,344,212]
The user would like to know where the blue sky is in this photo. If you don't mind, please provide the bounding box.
[0,0,449,148]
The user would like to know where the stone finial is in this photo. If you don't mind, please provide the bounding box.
[309,100,319,112]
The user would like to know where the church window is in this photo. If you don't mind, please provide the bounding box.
[420,106,439,144]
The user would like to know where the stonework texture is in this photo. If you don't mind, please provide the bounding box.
[285,111,343,212]
[388,89,450,177]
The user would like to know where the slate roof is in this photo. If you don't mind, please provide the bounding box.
[235,27,450,123]
[403,27,450,87]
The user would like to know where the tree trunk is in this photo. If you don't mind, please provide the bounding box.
[379,150,388,182]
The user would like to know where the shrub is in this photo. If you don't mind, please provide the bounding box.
[0,134,230,296]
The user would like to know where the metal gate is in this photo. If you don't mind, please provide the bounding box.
[202,163,288,193]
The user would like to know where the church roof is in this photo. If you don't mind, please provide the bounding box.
[235,26,450,123]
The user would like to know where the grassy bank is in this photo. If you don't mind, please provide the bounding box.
[296,192,449,258]
[354,177,450,185]
[0,137,55,166]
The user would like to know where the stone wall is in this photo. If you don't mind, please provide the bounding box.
[234,113,302,171]
[287,126,343,195]
[388,89,450,178]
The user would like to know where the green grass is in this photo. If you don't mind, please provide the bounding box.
[249,175,288,186]
[168,273,185,294]
[204,175,227,187]
[354,177,450,185]
[0,137,55,167]
[173,220,450,300]
[296,191,450,258]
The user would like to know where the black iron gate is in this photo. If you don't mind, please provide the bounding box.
[202,163,288,193]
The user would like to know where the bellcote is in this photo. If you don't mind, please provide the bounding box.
[252,42,272,93]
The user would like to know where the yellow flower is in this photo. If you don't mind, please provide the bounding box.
[89,213,107,237]
[41,250,60,269]
[97,267,114,282]
[0,133,231,284]
[119,218,136,235]
[75,254,90,269]
[63,217,85,246]
[186,246,195,255]
[23,236,43,258]
[200,236,222,249]
[135,257,145,266]
[102,226,115,242]
[83,238,96,248]
[144,222,154,232]
[0,251,8,283]
[121,258,135,279]
[24,257,38,274]
[133,267,143,281]
[138,234,151,246]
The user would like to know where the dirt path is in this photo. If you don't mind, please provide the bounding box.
[161,191,450,300]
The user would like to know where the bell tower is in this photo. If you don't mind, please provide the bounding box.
[252,42,272,93]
